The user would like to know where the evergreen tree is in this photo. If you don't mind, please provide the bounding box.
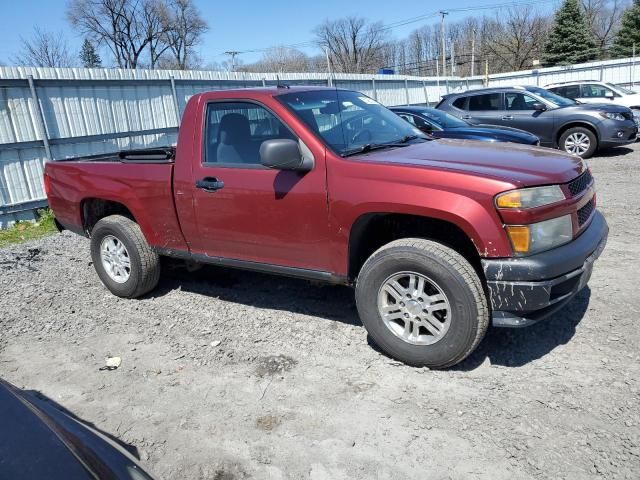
[80,39,101,68]
[611,0,640,58]
[543,0,599,66]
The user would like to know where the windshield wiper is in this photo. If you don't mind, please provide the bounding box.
[396,134,428,143]
[341,142,410,157]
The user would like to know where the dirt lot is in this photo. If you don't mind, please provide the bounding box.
[1,143,640,480]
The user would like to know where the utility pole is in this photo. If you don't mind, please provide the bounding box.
[325,47,333,86]
[440,11,448,78]
[471,28,476,77]
[450,39,455,76]
[224,51,240,72]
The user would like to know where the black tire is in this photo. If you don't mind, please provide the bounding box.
[559,126,597,159]
[90,215,160,298]
[355,238,489,369]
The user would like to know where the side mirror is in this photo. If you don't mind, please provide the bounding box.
[605,91,615,99]
[532,102,547,112]
[260,139,314,172]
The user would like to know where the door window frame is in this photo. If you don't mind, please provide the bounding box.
[201,99,299,169]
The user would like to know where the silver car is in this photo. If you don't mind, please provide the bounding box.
[436,85,638,158]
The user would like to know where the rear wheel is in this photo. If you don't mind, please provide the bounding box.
[355,238,489,369]
[559,127,597,158]
[90,215,160,298]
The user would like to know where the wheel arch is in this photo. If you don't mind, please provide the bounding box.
[556,121,599,147]
[81,198,137,235]
[347,212,486,281]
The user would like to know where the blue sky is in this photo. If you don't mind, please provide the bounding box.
[0,0,559,67]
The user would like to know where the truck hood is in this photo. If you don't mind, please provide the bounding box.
[360,139,584,186]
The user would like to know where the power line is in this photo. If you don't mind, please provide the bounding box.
[217,0,558,62]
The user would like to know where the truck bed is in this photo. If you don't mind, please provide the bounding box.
[44,146,188,252]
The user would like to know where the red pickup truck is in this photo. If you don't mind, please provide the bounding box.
[45,86,608,368]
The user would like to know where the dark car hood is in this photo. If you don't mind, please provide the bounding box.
[443,125,538,141]
[359,139,584,186]
[0,379,154,480]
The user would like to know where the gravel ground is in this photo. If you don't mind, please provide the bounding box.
[1,143,640,480]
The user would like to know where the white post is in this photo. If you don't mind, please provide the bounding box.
[471,28,476,77]
[440,11,448,78]
[326,47,333,87]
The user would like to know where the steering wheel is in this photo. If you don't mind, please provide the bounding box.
[351,129,373,144]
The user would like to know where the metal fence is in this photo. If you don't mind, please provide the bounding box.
[1,56,639,227]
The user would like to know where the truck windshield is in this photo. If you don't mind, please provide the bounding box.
[277,90,428,156]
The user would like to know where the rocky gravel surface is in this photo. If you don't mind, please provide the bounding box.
[2,144,640,479]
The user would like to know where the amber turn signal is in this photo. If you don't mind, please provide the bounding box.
[496,191,522,208]
[505,225,531,253]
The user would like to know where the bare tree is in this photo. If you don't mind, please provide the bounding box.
[582,0,626,56]
[314,17,387,73]
[481,7,549,72]
[159,0,208,70]
[11,27,74,67]
[244,47,310,73]
[67,0,168,68]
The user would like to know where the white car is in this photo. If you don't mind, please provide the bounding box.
[546,81,640,127]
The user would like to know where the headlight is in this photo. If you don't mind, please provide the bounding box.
[505,215,573,255]
[600,112,627,121]
[496,185,565,209]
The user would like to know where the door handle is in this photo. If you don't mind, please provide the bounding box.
[462,115,472,120]
[502,115,513,120]
[196,177,225,192]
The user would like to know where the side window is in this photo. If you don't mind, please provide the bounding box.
[398,113,416,126]
[564,85,581,99]
[505,93,538,110]
[452,97,467,110]
[581,84,617,98]
[204,102,295,165]
[410,115,433,131]
[468,93,502,111]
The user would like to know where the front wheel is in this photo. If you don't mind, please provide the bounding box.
[90,215,160,298]
[355,239,489,369]
[559,127,597,158]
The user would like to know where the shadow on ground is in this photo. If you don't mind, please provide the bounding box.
[457,287,591,370]
[152,262,591,370]
[149,262,361,326]
[595,146,636,158]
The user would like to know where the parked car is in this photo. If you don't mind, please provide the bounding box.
[0,378,154,480]
[436,85,638,158]
[546,80,640,127]
[45,87,608,369]
[390,106,540,145]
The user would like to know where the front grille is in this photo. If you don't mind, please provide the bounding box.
[577,199,595,226]
[567,170,593,196]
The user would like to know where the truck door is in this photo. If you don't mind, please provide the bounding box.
[182,100,332,272]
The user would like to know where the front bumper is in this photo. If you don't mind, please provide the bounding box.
[599,120,638,148]
[482,211,609,327]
